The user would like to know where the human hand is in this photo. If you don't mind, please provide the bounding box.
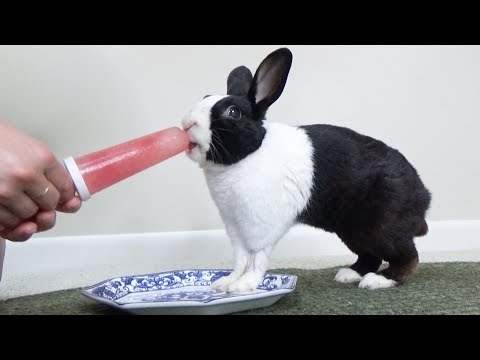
[0,121,82,241]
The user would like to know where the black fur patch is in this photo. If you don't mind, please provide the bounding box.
[297,124,432,262]
[206,96,266,165]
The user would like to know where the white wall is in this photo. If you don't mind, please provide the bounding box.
[0,45,479,237]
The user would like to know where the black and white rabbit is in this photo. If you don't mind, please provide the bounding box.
[181,48,431,291]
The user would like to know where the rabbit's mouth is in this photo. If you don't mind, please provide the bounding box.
[185,140,207,164]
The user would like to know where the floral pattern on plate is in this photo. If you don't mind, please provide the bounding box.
[82,269,297,305]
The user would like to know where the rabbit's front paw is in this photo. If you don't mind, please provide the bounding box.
[227,273,262,293]
[211,273,240,292]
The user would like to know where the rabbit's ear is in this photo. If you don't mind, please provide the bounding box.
[227,66,253,96]
[249,48,292,113]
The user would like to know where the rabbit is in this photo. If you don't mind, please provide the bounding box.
[181,48,431,292]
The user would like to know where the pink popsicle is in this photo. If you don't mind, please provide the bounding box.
[64,127,189,201]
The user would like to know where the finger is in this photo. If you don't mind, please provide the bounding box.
[0,182,41,219]
[4,156,60,211]
[24,180,61,211]
[0,221,37,242]
[44,159,76,204]
[34,210,56,232]
[0,204,23,228]
[56,195,82,213]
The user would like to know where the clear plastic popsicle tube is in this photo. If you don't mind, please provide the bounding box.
[64,127,189,201]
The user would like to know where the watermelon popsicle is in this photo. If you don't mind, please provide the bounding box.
[63,127,189,201]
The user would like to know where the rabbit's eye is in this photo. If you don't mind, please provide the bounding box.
[226,105,242,120]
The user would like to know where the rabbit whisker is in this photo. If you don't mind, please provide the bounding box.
[211,130,234,161]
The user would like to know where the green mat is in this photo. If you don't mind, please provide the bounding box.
[1,262,480,315]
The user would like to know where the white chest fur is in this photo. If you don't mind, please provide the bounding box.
[203,122,314,252]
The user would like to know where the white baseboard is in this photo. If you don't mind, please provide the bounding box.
[1,220,480,300]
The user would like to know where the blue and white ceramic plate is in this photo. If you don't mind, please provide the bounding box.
[81,269,297,315]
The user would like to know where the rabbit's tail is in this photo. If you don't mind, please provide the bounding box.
[415,219,429,237]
